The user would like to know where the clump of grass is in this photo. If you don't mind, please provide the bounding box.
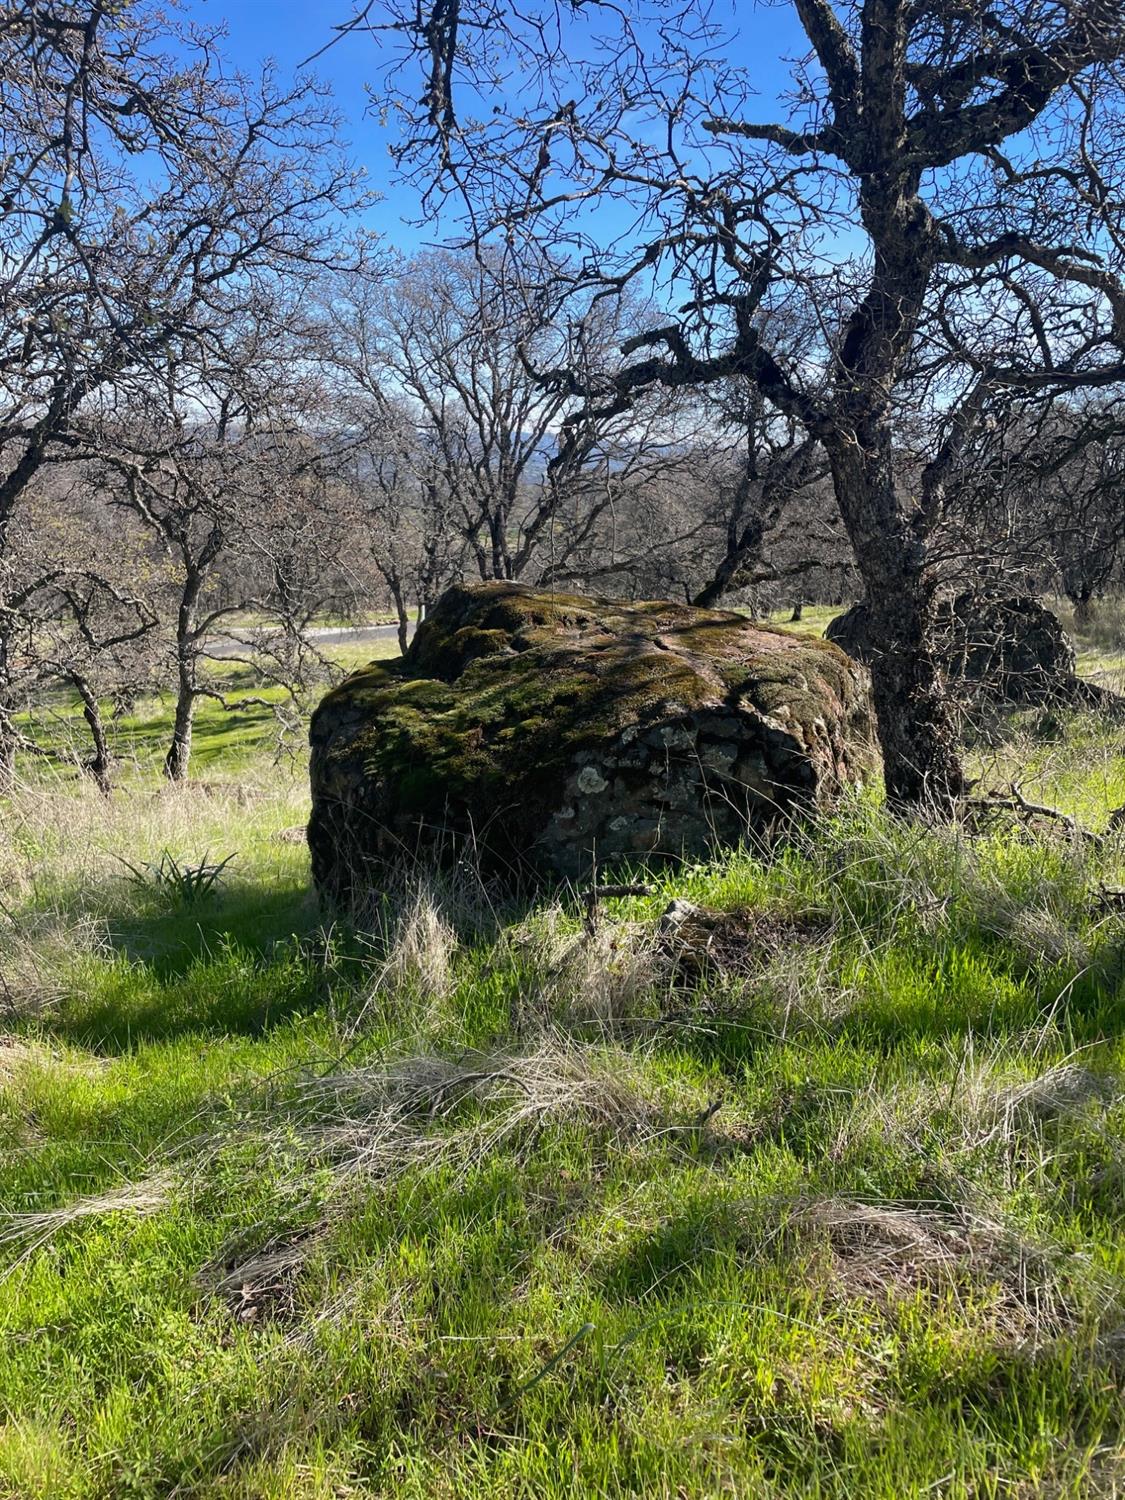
[352,881,461,1028]
[0,919,102,1019]
[789,1196,1108,1349]
[509,903,665,1031]
[0,1173,173,1259]
[164,1035,673,1329]
[212,1034,662,1203]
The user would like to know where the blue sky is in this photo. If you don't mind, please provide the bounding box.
[186,1,810,251]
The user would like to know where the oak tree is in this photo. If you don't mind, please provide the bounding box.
[352,0,1125,809]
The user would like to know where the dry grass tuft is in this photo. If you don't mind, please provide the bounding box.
[998,1060,1119,1122]
[835,1050,1122,1169]
[197,1037,662,1312]
[793,1196,1112,1345]
[0,1175,173,1260]
[511,906,665,1029]
[345,880,463,1036]
[0,916,106,1019]
[290,1036,657,1181]
[379,885,460,1002]
[0,1034,107,1083]
[0,1037,53,1082]
[973,888,1094,972]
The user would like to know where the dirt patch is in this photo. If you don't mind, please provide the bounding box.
[205,1235,315,1327]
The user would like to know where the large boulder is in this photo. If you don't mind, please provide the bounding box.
[308,582,879,898]
[826,594,1082,707]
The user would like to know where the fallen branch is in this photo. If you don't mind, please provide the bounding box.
[969,782,1100,844]
[1092,885,1125,916]
[581,882,656,935]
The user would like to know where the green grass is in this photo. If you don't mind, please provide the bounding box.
[3,621,1125,1497]
[769,602,839,638]
[17,642,399,781]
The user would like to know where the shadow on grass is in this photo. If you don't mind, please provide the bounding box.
[107,880,320,976]
[26,880,330,1051]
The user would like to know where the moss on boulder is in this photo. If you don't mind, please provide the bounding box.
[308,582,879,898]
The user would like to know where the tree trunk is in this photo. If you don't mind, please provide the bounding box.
[692,481,767,609]
[490,514,508,581]
[71,675,113,794]
[388,579,410,654]
[790,600,803,622]
[165,677,196,782]
[829,445,966,814]
[0,698,16,795]
[862,586,965,811]
[165,573,201,781]
[0,613,16,792]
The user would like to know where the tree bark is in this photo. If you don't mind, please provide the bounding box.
[828,444,965,813]
[692,517,765,608]
[164,668,196,781]
[863,586,965,811]
[387,579,410,654]
[0,615,15,791]
[0,698,17,795]
[165,571,202,781]
[71,674,113,794]
[165,675,196,782]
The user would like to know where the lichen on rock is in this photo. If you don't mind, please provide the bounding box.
[308,582,880,900]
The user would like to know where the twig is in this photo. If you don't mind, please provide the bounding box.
[581,882,656,935]
[694,1098,723,1129]
[493,1322,596,1413]
[1092,886,1125,916]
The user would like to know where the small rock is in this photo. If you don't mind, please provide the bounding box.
[659,898,701,934]
[272,825,307,845]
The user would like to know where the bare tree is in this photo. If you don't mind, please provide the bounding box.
[690,379,829,609]
[0,0,363,787]
[321,248,689,590]
[352,0,1125,811]
[91,319,347,780]
[324,397,470,652]
[1,473,161,788]
[931,389,1125,623]
[1034,413,1125,624]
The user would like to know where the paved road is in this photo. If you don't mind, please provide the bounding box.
[209,621,415,658]
[305,623,414,650]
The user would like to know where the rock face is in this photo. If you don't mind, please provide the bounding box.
[826,594,1080,707]
[308,582,879,898]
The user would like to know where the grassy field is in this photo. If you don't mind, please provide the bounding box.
[3,613,1125,1497]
